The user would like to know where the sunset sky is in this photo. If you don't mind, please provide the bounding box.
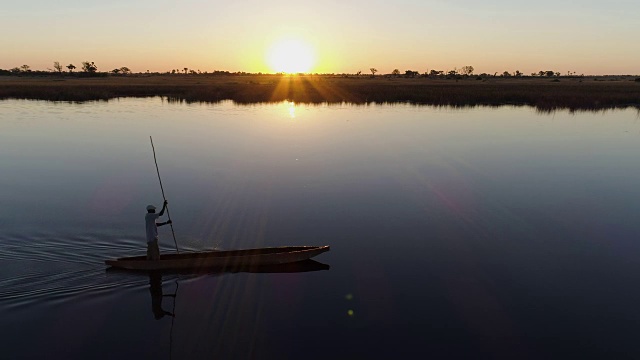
[2,0,639,75]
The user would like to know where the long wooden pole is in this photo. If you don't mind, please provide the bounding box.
[150,136,179,254]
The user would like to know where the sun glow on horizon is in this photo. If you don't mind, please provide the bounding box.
[266,38,316,74]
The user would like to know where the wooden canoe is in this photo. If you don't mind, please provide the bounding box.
[105,245,330,271]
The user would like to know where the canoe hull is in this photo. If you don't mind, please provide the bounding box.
[105,245,330,271]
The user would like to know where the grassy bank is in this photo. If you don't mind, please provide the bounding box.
[1,74,639,111]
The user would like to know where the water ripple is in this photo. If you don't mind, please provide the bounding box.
[0,233,165,309]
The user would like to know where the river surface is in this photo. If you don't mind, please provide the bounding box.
[1,98,640,359]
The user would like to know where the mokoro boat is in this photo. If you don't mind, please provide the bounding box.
[105,245,330,271]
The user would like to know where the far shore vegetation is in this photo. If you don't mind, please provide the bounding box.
[2,62,640,112]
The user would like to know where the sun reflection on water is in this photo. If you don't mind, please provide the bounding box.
[288,101,296,118]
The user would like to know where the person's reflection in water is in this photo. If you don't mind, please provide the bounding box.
[149,272,175,320]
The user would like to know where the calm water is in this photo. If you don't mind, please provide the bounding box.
[2,98,640,359]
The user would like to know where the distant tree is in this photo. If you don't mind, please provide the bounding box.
[356,70,362,76]
[183,67,188,74]
[171,69,176,74]
[447,69,457,76]
[461,66,474,75]
[119,67,131,74]
[545,70,555,77]
[111,68,120,74]
[10,67,21,73]
[391,69,400,76]
[502,71,511,77]
[514,70,522,77]
[81,61,97,73]
[405,70,419,77]
[538,71,545,77]
[429,69,440,76]
[20,64,30,72]
[554,72,560,77]
[53,61,63,74]
[370,68,377,76]
[67,64,76,73]
[531,72,537,77]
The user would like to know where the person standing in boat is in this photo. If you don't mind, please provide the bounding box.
[145,200,172,260]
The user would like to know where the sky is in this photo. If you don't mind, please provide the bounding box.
[1,0,639,75]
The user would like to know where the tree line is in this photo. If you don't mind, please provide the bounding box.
[1,61,588,79]
[0,61,259,76]
[1,61,130,76]
[363,66,585,79]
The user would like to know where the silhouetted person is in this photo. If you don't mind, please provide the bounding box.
[145,200,171,260]
[149,272,175,320]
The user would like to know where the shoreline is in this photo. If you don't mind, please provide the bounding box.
[1,74,639,112]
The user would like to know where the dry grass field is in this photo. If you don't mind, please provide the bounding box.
[1,74,639,111]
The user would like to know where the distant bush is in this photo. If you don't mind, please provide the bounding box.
[476,76,483,80]
[552,79,560,82]
[76,72,108,78]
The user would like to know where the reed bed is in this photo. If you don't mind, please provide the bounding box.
[1,75,639,112]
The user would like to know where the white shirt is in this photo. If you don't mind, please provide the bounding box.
[145,213,160,243]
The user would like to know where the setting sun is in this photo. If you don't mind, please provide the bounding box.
[266,39,316,74]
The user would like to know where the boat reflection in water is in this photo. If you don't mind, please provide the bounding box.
[108,258,330,276]
[109,259,330,320]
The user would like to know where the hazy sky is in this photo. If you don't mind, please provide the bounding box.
[2,0,639,75]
